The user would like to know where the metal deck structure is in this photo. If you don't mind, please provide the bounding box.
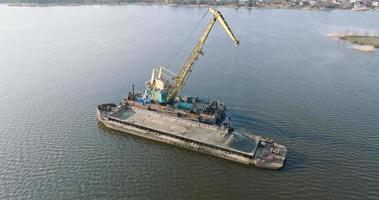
[110,107,259,157]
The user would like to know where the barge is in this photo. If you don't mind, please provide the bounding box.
[97,102,287,169]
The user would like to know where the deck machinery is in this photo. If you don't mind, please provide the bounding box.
[97,8,287,169]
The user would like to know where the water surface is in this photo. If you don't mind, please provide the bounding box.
[0,5,378,199]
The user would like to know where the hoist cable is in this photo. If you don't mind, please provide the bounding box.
[166,9,209,70]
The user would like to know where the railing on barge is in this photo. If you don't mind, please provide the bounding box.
[107,116,256,160]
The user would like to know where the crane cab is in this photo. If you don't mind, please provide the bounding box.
[146,66,176,104]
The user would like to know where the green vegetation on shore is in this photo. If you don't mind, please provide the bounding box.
[340,36,379,48]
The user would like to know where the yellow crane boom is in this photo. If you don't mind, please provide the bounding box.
[165,8,239,103]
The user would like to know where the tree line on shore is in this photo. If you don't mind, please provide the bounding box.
[1,0,378,10]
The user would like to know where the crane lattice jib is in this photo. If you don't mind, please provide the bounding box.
[165,8,239,103]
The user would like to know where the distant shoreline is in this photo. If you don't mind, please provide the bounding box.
[3,2,379,11]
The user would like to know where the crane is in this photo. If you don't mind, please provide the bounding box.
[148,7,239,104]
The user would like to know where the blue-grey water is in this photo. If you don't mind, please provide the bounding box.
[1,5,379,199]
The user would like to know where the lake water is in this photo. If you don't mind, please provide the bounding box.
[0,4,378,199]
